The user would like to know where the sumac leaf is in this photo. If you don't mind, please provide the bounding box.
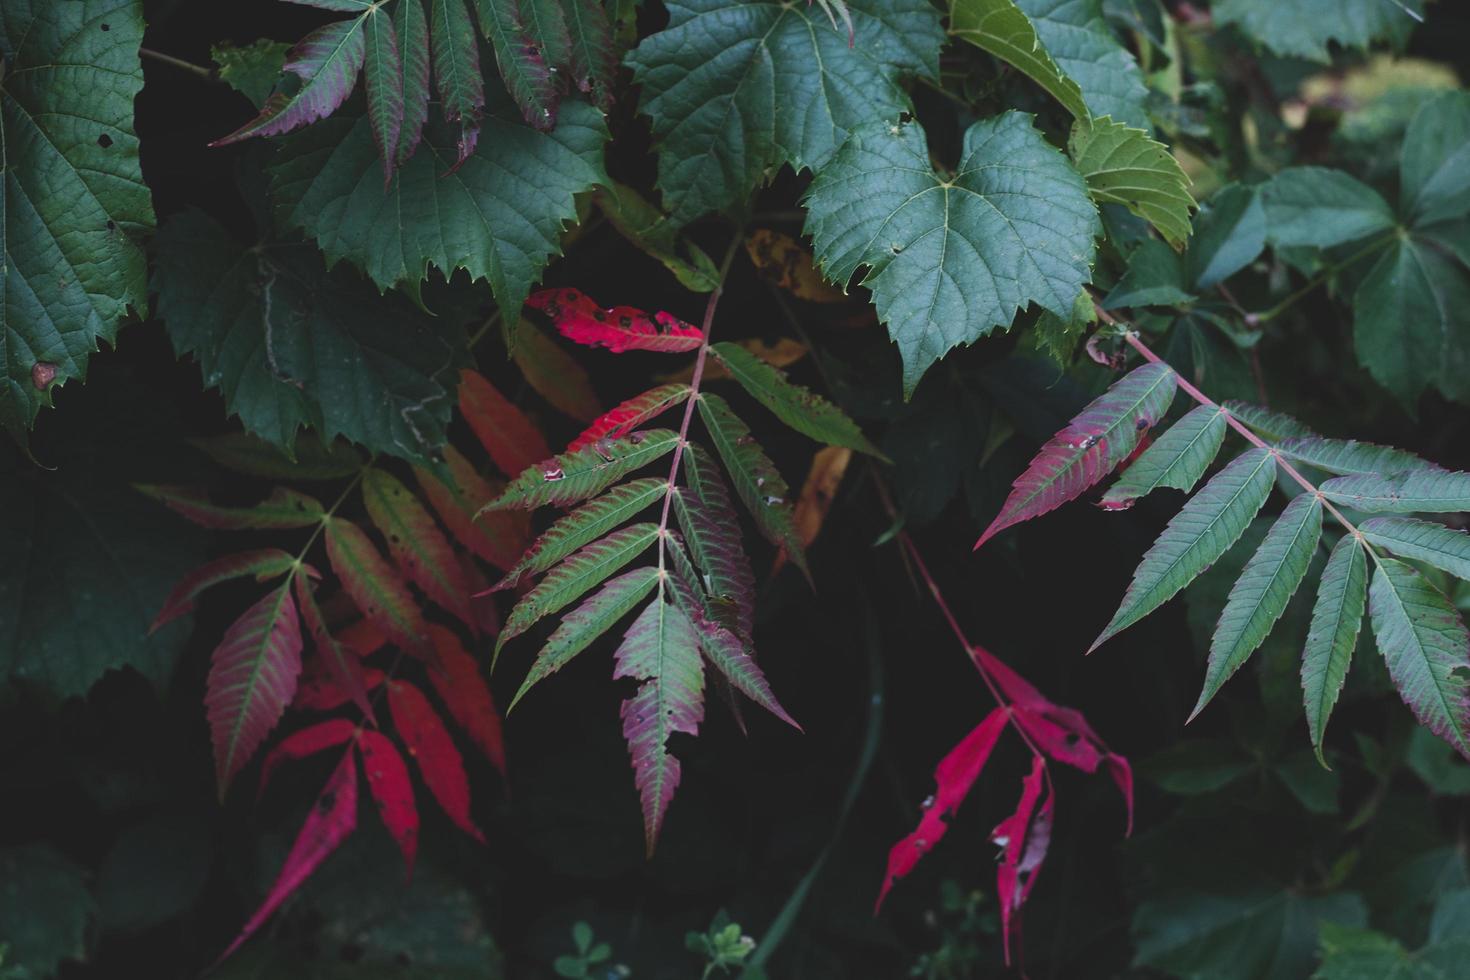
[1361,517,1470,580]
[325,518,430,659]
[362,467,475,630]
[295,576,378,723]
[481,430,680,511]
[459,369,552,479]
[387,680,485,841]
[567,384,691,452]
[527,288,705,353]
[152,549,298,633]
[474,0,560,128]
[430,0,486,166]
[415,446,529,573]
[136,485,324,530]
[1302,536,1368,766]
[991,755,1052,965]
[357,729,420,876]
[257,718,358,800]
[497,477,667,589]
[426,625,508,778]
[1102,404,1227,509]
[362,7,404,183]
[560,0,617,108]
[674,445,757,636]
[1321,470,1470,513]
[395,0,433,164]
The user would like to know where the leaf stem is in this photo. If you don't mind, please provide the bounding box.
[138,47,217,82]
[1252,232,1396,324]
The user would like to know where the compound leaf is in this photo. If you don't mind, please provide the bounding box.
[362,467,475,629]
[527,289,705,353]
[482,430,679,510]
[1320,470,1470,513]
[498,477,667,589]
[567,384,692,453]
[387,680,485,840]
[325,518,430,659]
[153,549,299,634]
[1362,517,1470,582]
[356,729,420,875]
[1102,404,1227,509]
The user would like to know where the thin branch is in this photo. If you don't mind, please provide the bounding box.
[139,47,217,82]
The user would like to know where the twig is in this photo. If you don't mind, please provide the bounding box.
[139,47,217,82]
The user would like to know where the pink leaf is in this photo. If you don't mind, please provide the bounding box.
[295,577,377,723]
[415,446,530,574]
[325,518,431,660]
[567,383,692,453]
[362,467,476,631]
[426,625,509,779]
[337,617,389,658]
[258,719,359,801]
[387,680,485,842]
[152,548,298,633]
[207,585,305,797]
[214,748,358,966]
[357,730,419,877]
[527,288,705,353]
[976,363,1176,549]
[294,659,386,712]
[458,369,552,479]
[991,756,1052,965]
[875,707,1009,911]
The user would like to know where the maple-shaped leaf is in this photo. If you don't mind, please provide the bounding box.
[362,466,475,630]
[991,755,1052,964]
[387,680,485,841]
[357,729,420,876]
[876,708,1009,909]
[560,0,617,109]
[674,446,757,637]
[568,384,692,452]
[482,430,680,510]
[1069,116,1196,249]
[625,0,943,227]
[1213,0,1422,63]
[430,0,486,165]
[152,549,300,634]
[458,370,552,479]
[614,597,706,854]
[295,576,378,722]
[1301,536,1368,766]
[414,446,529,573]
[395,0,432,165]
[135,485,326,531]
[527,289,705,353]
[206,584,305,797]
[498,477,668,589]
[1102,404,1228,509]
[325,518,431,659]
[978,362,1177,548]
[474,0,560,128]
[257,718,358,801]
[804,114,1100,394]
[426,625,509,778]
[216,747,358,964]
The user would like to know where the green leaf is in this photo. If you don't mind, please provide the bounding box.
[135,485,326,531]
[394,0,432,164]
[521,0,573,75]
[1276,437,1436,477]
[1224,401,1317,442]
[1302,536,1368,766]
[152,210,469,463]
[804,113,1100,394]
[697,393,808,577]
[188,431,365,480]
[948,0,1088,122]
[1369,558,1470,759]
[212,39,291,108]
[482,430,680,510]
[1212,0,1423,63]
[474,0,560,128]
[0,845,94,977]
[0,0,153,436]
[1192,493,1322,719]
[362,466,474,629]
[498,477,668,588]
[1320,470,1470,513]
[1069,116,1195,249]
[626,0,943,227]
[1262,167,1398,250]
[362,7,404,183]
[510,566,660,709]
[1093,447,1276,651]
[1401,92,1470,226]
[1362,517,1470,581]
[430,0,486,163]
[1185,183,1267,290]
[1031,290,1097,365]
[560,0,617,109]
[707,342,884,457]
[269,103,607,311]
[1014,0,1149,129]
[325,517,431,658]
[593,183,720,292]
[1103,404,1228,507]
[498,524,660,653]
[1103,239,1195,309]
[675,445,757,636]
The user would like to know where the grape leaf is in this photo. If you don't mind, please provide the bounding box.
[1069,116,1195,249]
[362,467,475,629]
[152,550,299,634]
[356,729,420,876]
[482,430,680,510]
[1015,0,1149,129]
[458,370,552,480]
[1213,0,1423,63]
[1261,167,1397,250]
[0,0,153,435]
[1362,517,1470,581]
[1302,536,1367,766]
[386,680,485,841]
[948,0,1087,122]
[498,477,667,588]
[527,289,705,353]
[1102,404,1227,509]
[567,384,692,452]
[804,113,1100,394]
[425,625,508,778]
[625,0,944,227]
[325,518,431,659]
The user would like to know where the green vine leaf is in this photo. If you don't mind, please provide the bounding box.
[948,0,1087,122]
[1260,167,1397,250]
[1014,0,1148,129]
[1069,116,1195,249]
[1213,0,1423,64]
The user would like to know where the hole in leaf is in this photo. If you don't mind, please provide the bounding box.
[100,22,110,30]
[106,220,116,231]
[97,133,113,148]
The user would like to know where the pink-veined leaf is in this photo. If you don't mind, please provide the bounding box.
[135,485,324,530]
[474,0,560,129]
[152,548,299,633]
[481,430,680,511]
[430,0,486,168]
[615,597,706,854]
[566,383,691,452]
[294,659,386,711]
[415,446,530,573]
[977,362,1177,549]
[357,730,420,877]
[395,0,432,164]
[257,718,359,801]
[207,584,305,798]
[214,748,358,965]
[362,467,476,630]
[527,288,705,353]
[387,680,485,842]
[325,518,431,660]
[559,0,616,108]
[362,7,404,184]
[427,625,509,779]
[211,16,368,146]
[876,708,1009,911]
[675,444,757,636]
[991,755,1052,965]
[458,369,552,479]
[497,477,667,590]
[295,576,378,723]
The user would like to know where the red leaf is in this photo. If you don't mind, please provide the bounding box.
[415,445,530,573]
[527,288,704,353]
[875,707,1009,911]
[357,730,419,877]
[338,618,390,658]
[296,577,377,723]
[426,625,508,779]
[362,467,476,630]
[207,585,305,797]
[325,518,430,659]
[458,369,551,478]
[566,383,691,452]
[152,548,298,633]
[257,719,359,800]
[387,680,485,842]
[458,554,503,637]
[215,748,358,965]
[136,485,324,530]
[514,322,603,424]
[991,756,1052,965]
[295,659,386,711]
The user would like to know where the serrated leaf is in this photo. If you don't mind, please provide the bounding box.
[510,566,660,708]
[1369,558,1470,759]
[458,370,552,479]
[1015,0,1149,128]
[474,0,560,128]
[1069,116,1195,249]
[1320,470,1470,513]
[362,467,475,629]
[482,430,679,510]
[804,114,1100,394]
[356,729,419,876]
[395,0,432,164]
[325,518,430,658]
[949,0,1087,122]
[626,0,943,227]
[991,755,1051,964]
[499,477,667,588]
[514,322,602,424]
[567,384,692,452]
[268,104,607,310]
[708,342,884,457]
[1277,437,1438,477]
[1093,448,1277,651]
[687,611,797,727]
[1103,404,1227,508]
[522,0,573,73]
[1193,493,1322,719]
[675,444,757,636]
[212,39,291,108]
[1213,0,1423,63]
[1261,167,1397,250]
[414,445,529,573]
[1402,92,1470,226]
[593,183,721,291]
[136,485,326,530]
[527,288,704,353]
[206,584,305,797]
[152,549,299,634]
[189,432,365,481]
[1302,536,1368,765]
[1,0,153,434]
[257,719,358,801]
[613,596,706,853]
[499,524,660,652]
[295,576,378,723]
[362,8,404,183]
[1223,401,1317,443]
[979,362,1177,546]
[697,393,808,577]
[561,0,617,108]
[1362,518,1470,581]
[430,0,486,165]
[425,625,508,778]
[387,680,485,840]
